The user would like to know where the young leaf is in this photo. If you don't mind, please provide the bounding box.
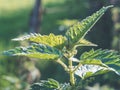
[75,49,120,79]
[65,5,113,48]
[12,33,67,50]
[3,43,62,60]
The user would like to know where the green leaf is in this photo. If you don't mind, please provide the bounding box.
[80,59,105,66]
[31,80,73,90]
[75,39,97,47]
[80,49,120,65]
[3,43,62,60]
[65,5,113,48]
[30,78,60,90]
[75,65,111,79]
[12,33,67,50]
[75,49,120,79]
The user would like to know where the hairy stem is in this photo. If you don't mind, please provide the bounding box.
[69,58,75,86]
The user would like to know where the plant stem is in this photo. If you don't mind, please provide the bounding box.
[69,58,75,86]
[73,62,82,73]
[56,59,69,72]
[70,70,75,86]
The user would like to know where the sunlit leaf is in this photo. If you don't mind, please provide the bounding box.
[12,33,67,49]
[65,5,113,48]
[75,39,97,47]
[75,49,120,79]
[3,43,62,60]
[75,65,113,79]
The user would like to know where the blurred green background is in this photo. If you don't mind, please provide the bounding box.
[0,0,120,90]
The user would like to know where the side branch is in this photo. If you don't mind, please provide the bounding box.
[56,59,69,72]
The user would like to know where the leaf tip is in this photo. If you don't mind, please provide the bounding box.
[106,5,114,8]
[103,5,114,10]
[90,43,98,47]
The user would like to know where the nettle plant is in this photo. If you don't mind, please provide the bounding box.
[3,5,120,90]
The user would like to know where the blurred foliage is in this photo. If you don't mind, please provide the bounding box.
[111,7,120,51]
[0,0,120,90]
[86,83,114,90]
[0,0,34,40]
